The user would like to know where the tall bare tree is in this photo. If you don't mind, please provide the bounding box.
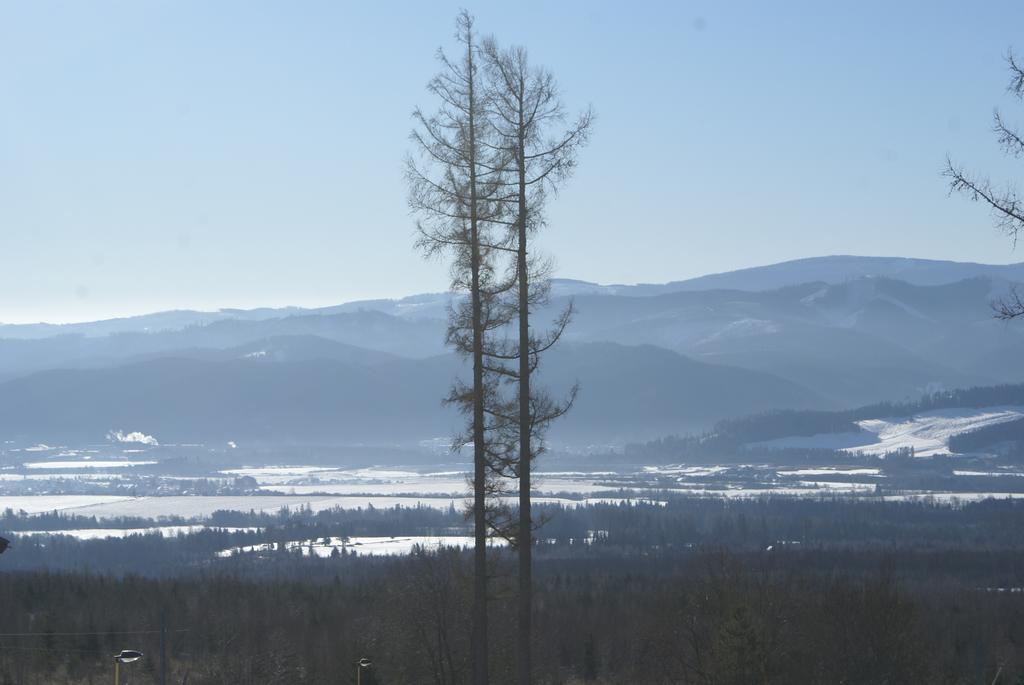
[946,50,1024,318]
[482,38,593,685]
[407,13,514,684]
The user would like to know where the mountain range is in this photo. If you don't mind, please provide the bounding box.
[3,255,1023,445]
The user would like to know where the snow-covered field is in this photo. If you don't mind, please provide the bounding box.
[0,472,140,481]
[224,465,623,496]
[0,494,660,520]
[13,525,258,539]
[10,424,1024,527]
[218,535,504,558]
[776,467,882,477]
[257,475,620,497]
[642,465,730,477]
[660,483,878,498]
[881,492,1024,503]
[754,406,1024,457]
[24,460,157,469]
[0,495,135,514]
[223,466,336,480]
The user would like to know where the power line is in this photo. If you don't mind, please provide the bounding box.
[0,629,187,637]
[0,645,116,655]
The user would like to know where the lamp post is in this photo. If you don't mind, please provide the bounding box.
[356,657,372,685]
[113,649,143,685]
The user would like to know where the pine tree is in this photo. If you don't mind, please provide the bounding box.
[481,37,592,685]
[407,12,515,683]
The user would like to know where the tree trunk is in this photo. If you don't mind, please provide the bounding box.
[516,94,532,685]
[466,32,489,685]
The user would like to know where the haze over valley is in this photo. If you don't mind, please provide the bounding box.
[2,255,1023,447]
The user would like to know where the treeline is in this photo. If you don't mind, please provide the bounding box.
[10,498,1024,577]
[0,500,463,531]
[948,416,1024,453]
[852,383,1024,420]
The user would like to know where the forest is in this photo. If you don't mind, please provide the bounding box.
[4,498,1024,682]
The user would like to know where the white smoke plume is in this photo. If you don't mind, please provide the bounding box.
[107,430,159,446]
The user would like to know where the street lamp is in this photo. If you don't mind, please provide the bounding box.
[356,657,372,685]
[113,649,143,685]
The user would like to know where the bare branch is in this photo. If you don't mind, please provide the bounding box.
[994,283,1024,320]
[1008,49,1024,98]
[944,156,1024,242]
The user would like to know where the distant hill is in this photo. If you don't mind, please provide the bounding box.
[624,384,1024,463]
[121,335,400,366]
[555,277,1016,406]
[611,255,1024,295]
[0,312,447,381]
[4,255,1022,336]
[2,256,1024,436]
[0,343,825,444]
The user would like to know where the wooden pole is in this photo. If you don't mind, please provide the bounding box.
[160,612,167,685]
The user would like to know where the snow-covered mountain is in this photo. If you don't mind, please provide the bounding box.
[617,255,1024,295]
[5,255,1022,336]
[3,255,1024,444]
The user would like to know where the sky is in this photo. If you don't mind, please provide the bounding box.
[3,1,1024,323]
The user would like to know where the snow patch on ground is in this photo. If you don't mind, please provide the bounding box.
[222,466,335,478]
[778,468,882,476]
[23,460,157,469]
[642,465,731,477]
[14,525,258,540]
[2,495,662,520]
[753,406,1024,457]
[696,318,781,345]
[217,535,503,558]
[228,465,623,496]
[0,496,135,515]
[881,492,1024,503]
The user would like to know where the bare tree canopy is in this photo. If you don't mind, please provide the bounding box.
[406,12,512,684]
[408,16,592,683]
[481,36,592,685]
[946,50,1024,318]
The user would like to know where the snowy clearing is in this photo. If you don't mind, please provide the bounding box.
[777,468,882,476]
[0,495,135,514]
[23,460,157,469]
[14,525,258,540]
[753,406,1024,457]
[221,466,336,478]
[217,535,505,558]
[642,465,731,477]
[881,492,1024,503]
[225,465,621,496]
[259,477,620,497]
[1,495,661,520]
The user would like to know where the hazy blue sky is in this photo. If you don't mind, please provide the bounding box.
[3,1,1024,323]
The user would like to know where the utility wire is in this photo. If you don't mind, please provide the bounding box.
[0,630,188,634]
[0,645,120,654]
